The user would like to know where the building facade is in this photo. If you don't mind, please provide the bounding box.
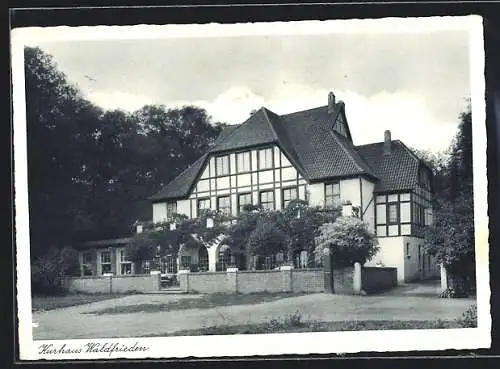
[147,92,439,283]
[76,92,439,284]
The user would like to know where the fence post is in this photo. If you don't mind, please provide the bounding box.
[440,263,448,293]
[227,267,238,293]
[103,273,113,294]
[150,270,161,292]
[353,262,362,294]
[322,247,334,293]
[178,269,190,293]
[280,265,293,292]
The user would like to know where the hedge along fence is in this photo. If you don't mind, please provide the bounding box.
[62,272,162,294]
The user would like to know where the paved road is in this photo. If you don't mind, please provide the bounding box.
[32,285,475,340]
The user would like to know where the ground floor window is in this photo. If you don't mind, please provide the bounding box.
[217,245,233,271]
[199,246,209,271]
[164,255,178,274]
[180,255,192,270]
[82,252,93,276]
[100,251,112,274]
[295,250,309,269]
[119,250,132,275]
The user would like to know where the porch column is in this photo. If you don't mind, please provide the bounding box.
[208,246,218,272]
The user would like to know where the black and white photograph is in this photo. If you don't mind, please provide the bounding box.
[12,15,490,360]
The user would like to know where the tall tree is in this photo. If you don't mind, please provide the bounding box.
[423,102,475,296]
[24,46,103,256]
[25,46,226,255]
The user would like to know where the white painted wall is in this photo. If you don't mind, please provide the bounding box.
[177,199,191,218]
[307,183,325,207]
[403,236,440,281]
[360,178,375,232]
[152,202,167,224]
[365,236,405,283]
[340,178,361,207]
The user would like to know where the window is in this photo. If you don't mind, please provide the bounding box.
[238,193,252,214]
[216,155,229,176]
[197,198,211,214]
[166,202,177,219]
[260,190,275,210]
[406,243,410,257]
[217,195,231,215]
[119,250,132,275]
[418,245,421,266]
[100,251,112,274]
[258,148,273,170]
[165,255,177,274]
[296,250,308,269]
[325,182,340,208]
[387,203,399,224]
[82,252,93,276]
[181,256,192,270]
[282,187,298,209]
[236,151,251,173]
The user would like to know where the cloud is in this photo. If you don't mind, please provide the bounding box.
[86,85,458,153]
[86,91,155,112]
[161,86,458,153]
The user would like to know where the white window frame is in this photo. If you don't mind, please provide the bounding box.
[82,252,93,276]
[324,182,341,208]
[236,151,251,173]
[258,148,274,170]
[259,190,275,210]
[119,249,132,275]
[100,250,112,275]
[216,155,230,176]
[217,195,231,215]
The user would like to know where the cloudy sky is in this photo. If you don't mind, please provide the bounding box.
[31,23,471,153]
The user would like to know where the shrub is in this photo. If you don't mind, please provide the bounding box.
[456,304,477,327]
[314,216,379,267]
[31,245,80,295]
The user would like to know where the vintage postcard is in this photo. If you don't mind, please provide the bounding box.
[12,15,490,360]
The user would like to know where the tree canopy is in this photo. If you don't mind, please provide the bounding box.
[417,101,475,294]
[25,46,225,258]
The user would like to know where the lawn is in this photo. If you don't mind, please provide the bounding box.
[32,293,128,312]
[144,319,466,337]
[83,292,307,315]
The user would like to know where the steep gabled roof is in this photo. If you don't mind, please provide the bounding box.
[149,153,208,201]
[210,108,277,153]
[355,140,421,193]
[152,101,427,202]
[278,106,377,180]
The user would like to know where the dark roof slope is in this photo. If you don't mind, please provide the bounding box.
[152,103,426,201]
[150,153,208,201]
[278,106,377,180]
[210,109,277,153]
[355,140,421,193]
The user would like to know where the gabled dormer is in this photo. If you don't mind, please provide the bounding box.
[327,91,352,142]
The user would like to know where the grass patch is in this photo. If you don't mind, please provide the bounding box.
[32,293,132,312]
[142,306,477,337]
[147,319,464,337]
[83,292,306,315]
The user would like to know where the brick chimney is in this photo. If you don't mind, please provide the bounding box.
[383,130,392,155]
[328,91,336,114]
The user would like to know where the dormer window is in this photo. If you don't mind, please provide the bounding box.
[216,155,229,176]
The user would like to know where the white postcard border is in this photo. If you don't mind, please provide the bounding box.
[12,15,490,360]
